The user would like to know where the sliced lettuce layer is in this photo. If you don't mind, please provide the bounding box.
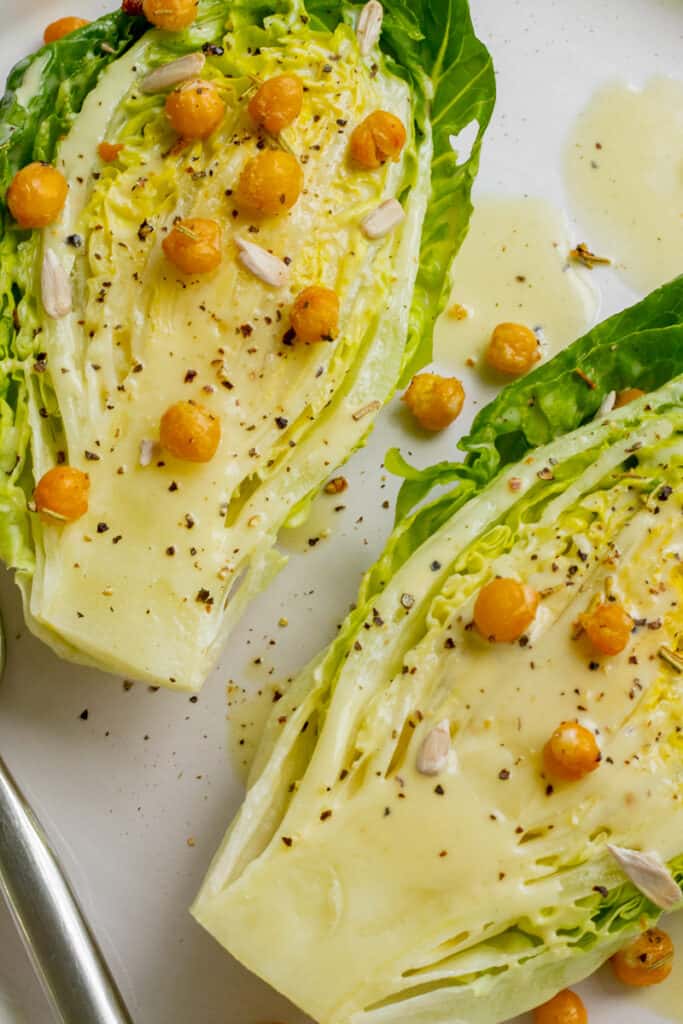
[194,369,683,1022]
[0,11,148,576]
[0,0,494,688]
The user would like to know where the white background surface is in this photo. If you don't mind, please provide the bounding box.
[0,1,681,1022]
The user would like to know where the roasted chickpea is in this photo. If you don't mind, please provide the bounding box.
[7,162,68,229]
[34,466,89,522]
[142,0,197,30]
[290,286,340,343]
[43,16,89,43]
[402,373,465,431]
[235,150,303,217]
[248,74,304,134]
[160,401,221,462]
[162,218,222,274]
[543,721,600,782]
[97,141,124,163]
[533,989,587,1024]
[350,111,407,169]
[614,387,646,408]
[165,79,225,139]
[474,577,539,643]
[580,602,633,656]
[486,322,540,376]
[612,929,674,987]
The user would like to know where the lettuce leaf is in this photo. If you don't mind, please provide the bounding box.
[306,0,496,382]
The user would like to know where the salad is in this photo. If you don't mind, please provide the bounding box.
[0,0,494,689]
[194,277,683,1024]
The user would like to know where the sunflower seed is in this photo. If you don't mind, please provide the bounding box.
[357,1,383,57]
[416,720,451,776]
[41,249,72,319]
[607,845,682,910]
[596,390,616,418]
[139,439,160,467]
[361,198,405,240]
[235,237,290,287]
[40,507,69,522]
[140,53,206,94]
[352,400,381,421]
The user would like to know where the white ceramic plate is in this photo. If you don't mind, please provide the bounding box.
[0,1,681,1022]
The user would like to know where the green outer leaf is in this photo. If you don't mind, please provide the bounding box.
[385,446,466,520]
[303,0,496,383]
[0,13,147,193]
[392,275,683,519]
[461,274,683,482]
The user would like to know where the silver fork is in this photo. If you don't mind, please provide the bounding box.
[0,626,133,1024]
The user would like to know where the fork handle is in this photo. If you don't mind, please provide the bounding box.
[0,755,133,1024]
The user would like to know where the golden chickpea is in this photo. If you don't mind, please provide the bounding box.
[614,387,646,408]
[474,577,539,643]
[97,141,124,163]
[7,162,68,229]
[533,989,587,1024]
[142,0,197,30]
[402,373,465,432]
[160,401,221,462]
[290,286,340,343]
[34,466,89,522]
[579,602,633,656]
[248,75,304,134]
[350,111,407,169]
[235,150,303,217]
[486,322,540,376]
[43,16,89,43]
[612,929,674,987]
[165,79,225,139]
[162,218,222,274]
[543,721,600,782]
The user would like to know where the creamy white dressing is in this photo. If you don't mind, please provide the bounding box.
[194,399,683,1023]
[29,27,419,687]
[14,51,49,109]
[434,196,598,370]
[564,77,683,292]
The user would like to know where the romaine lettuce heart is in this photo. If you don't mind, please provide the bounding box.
[194,372,683,1024]
[0,0,495,688]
